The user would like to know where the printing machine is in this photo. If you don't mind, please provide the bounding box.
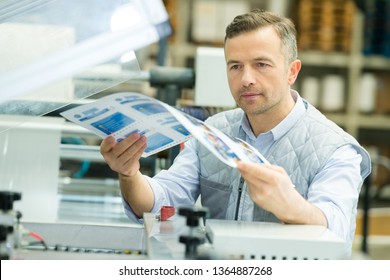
[1,197,347,260]
[1,190,347,260]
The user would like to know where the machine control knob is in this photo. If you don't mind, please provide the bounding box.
[179,234,204,259]
[0,225,13,242]
[178,207,209,227]
[0,191,22,212]
[0,225,13,260]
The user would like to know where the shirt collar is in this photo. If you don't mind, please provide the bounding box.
[241,90,306,141]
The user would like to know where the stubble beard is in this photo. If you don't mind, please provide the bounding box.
[237,94,276,116]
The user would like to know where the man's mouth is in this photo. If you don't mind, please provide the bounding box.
[240,92,262,100]
[241,93,259,97]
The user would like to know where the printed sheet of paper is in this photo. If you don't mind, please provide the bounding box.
[61,92,192,157]
[165,104,268,167]
[61,92,268,167]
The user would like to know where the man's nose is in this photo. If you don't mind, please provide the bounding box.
[241,68,256,87]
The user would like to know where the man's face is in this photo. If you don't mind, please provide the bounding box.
[224,26,298,117]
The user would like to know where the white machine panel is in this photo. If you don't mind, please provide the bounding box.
[194,47,236,108]
[143,212,347,260]
[206,219,347,260]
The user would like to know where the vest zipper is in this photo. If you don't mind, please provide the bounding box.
[234,177,245,220]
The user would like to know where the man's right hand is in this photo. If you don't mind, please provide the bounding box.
[99,133,147,177]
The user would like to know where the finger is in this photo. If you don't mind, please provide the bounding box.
[237,161,281,184]
[122,140,147,168]
[117,135,147,163]
[238,161,286,175]
[100,135,116,154]
[111,133,143,158]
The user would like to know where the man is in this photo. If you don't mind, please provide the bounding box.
[100,9,371,256]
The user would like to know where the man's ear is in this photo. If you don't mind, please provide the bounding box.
[288,59,301,85]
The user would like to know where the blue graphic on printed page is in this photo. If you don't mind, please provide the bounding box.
[74,107,110,122]
[171,124,190,136]
[158,116,178,125]
[116,95,150,105]
[132,103,168,115]
[91,112,135,135]
[144,132,174,153]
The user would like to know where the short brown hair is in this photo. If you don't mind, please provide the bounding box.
[225,9,298,64]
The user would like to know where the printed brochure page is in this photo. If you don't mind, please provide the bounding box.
[60,92,268,167]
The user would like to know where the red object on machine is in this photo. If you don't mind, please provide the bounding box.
[160,206,175,221]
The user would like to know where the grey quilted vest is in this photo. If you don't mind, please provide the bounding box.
[198,103,371,222]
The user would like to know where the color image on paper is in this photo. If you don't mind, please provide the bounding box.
[132,103,168,115]
[91,112,135,135]
[171,124,190,136]
[116,95,150,105]
[233,137,266,163]
[185,114,204,127]
[76,107,111,122]
[144,132,174,153]
[182,114,239,163]
[202,130,239,162]
[158,116,180,125]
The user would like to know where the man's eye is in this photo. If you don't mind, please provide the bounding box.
[258,63,269,68]
[230,65,240,70]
